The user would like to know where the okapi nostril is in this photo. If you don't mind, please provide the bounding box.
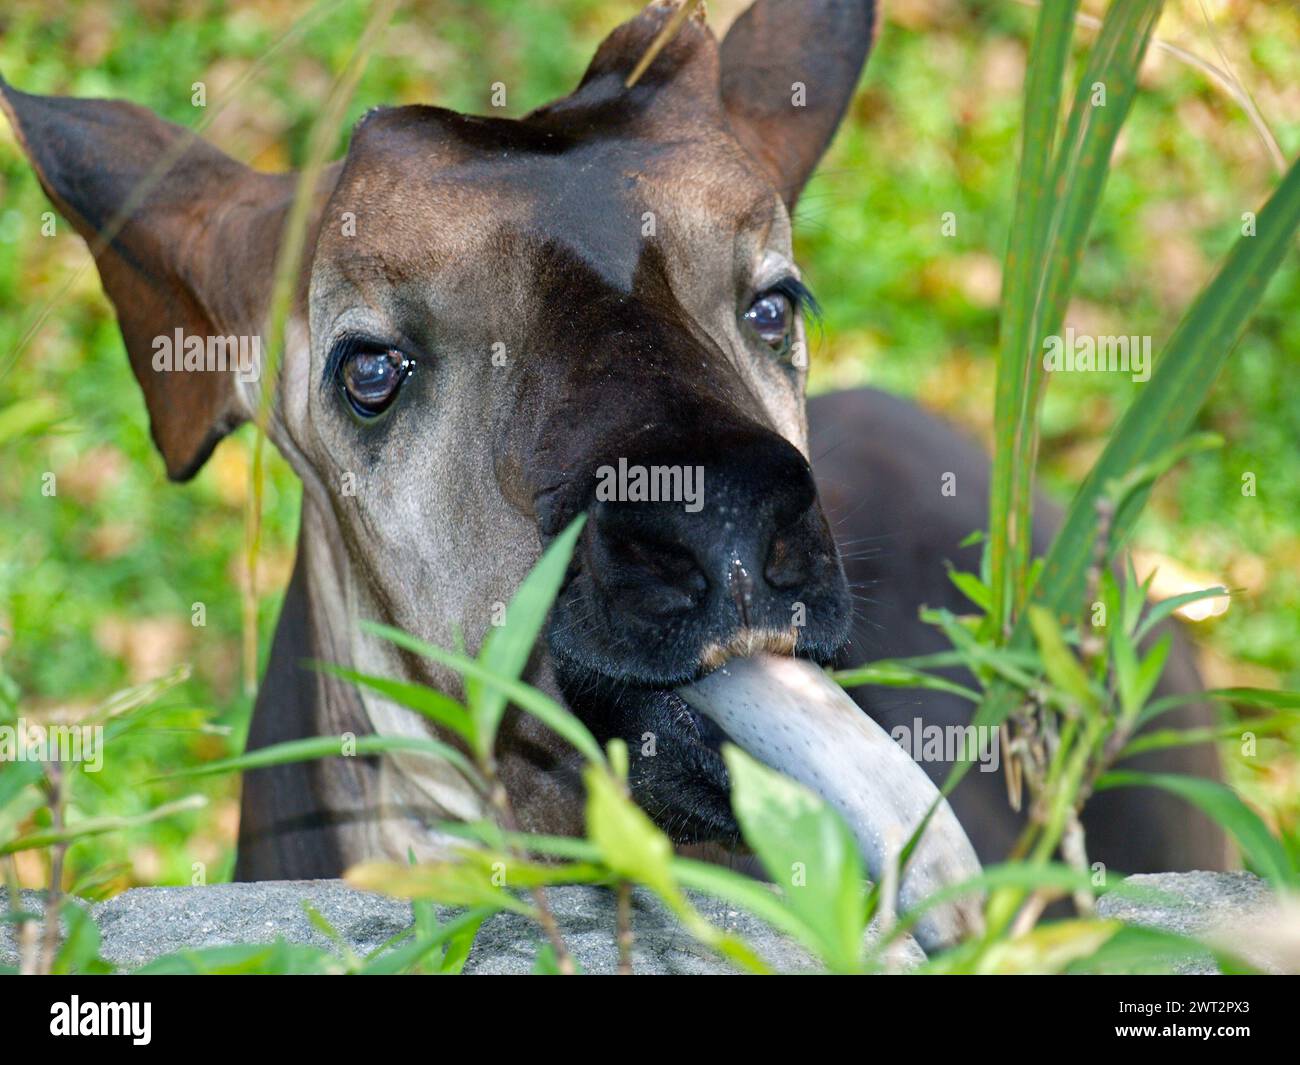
[599,524,708,617]
[764,532,811,590]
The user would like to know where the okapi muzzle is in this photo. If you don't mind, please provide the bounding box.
[526,291,852,686]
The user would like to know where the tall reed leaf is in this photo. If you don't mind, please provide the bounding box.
[989,0,1080,638]
[951,85,1294,801]
[1031,156,1300,621]
[241,0,398,693]
[1097,771,1298,887]
[958,152,1300,767]
[1004,0,1166,616]
[467,515,587,759]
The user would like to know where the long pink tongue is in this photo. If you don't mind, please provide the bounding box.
[679,654,985,954]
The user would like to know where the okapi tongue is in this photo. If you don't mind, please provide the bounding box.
[678,654,985,954]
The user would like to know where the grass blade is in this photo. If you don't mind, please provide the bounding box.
[994,0,1166,635]
[310,661,475,743]
[469,515,586,756]
[1096,770,1297,887]
[956,151,1300,767]
[363,620,605,766]
[159,733,483,790]
[1032,154,1300,621]
[988,0,1081,637]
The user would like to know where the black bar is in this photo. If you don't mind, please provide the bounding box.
[1,973,1290,1051]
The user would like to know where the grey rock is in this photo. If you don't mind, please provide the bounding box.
[460,886,830,974]
[1096,871,1283,974]
[0,880,413,972]
[1,871,1275,973]
[0,880,856,973]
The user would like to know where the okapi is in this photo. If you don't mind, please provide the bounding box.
[1,0,1225,948]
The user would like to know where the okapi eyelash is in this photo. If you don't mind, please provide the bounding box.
[323,335,358,390]
[323,334,398,391]
[765,276,822,322]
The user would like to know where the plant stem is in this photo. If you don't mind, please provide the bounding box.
[486,776,575,975]
[37,763,65,975]
[625,0,700,88]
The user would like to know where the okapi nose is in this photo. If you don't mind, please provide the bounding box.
[587,433,823,627]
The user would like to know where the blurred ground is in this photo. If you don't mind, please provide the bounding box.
[0,0,1296,888]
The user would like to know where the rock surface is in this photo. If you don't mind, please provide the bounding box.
[0,871,1280,973]
[0,881,857,974]
[1096,870,1290,975]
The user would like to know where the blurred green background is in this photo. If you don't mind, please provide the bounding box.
[0,0,1296,891]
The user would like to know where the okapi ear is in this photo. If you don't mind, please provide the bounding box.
[571,0,720,111]
[719,0,878,210]
[0,78,314,480]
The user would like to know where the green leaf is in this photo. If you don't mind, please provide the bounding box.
[135,940,342,975]
[583,764,677,902]
[1135,686,1300,727]
[159,733,482,791]
[961,129,1300,765]
[839,648,1038,675]
[1114,628,1170,721]
[358,908,492,975]
[723,745,866,974]
[670,858,817,945]
[1102,433,1223,522]
[363,621,605,766]
[946,567,992,613]
[346,859,535,916]
[1119,714,1296,758]
[311,662,473,743]
[580,764,769,971]
[1027,605,1096,711]
[471,514,587,756]
[831,661,980,702]
[960,25,1300,799]
[973,919,1122,975]
[0,759,43,811]
[1133,587,1229,645]
[0,783,45,849]
[51,902,110,975]
[1065,922,1240,975]
[877,861,1105,953]
[1111,619,1140,718]
[1132,634,1172,716]
[1095,771,1297,887]
[434,910,487,974]
[1,796,207,856]
[1032,154,1300,628]
[472,825,820,965]
[1119,555,1147,638]
[987,0,1081,635]
[923,608,1059,703]
[1204,688,1300,710]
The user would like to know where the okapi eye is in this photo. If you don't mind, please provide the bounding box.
[742,277,820,359]
[337,345,412,417]
[744,292,793,349]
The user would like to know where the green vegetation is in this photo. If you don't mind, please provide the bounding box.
[1,0,1297,973]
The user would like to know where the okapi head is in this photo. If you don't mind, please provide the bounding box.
[3,1,985,943]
